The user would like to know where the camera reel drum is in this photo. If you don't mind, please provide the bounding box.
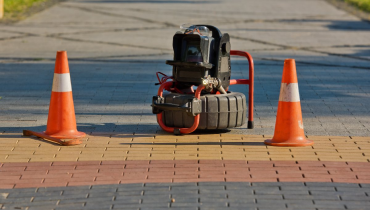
[152,25,254,135]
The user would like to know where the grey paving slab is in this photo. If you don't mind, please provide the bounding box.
[1,182,369,209]
[0,0,370,137]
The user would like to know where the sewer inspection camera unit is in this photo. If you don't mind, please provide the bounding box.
[152,25,254,134]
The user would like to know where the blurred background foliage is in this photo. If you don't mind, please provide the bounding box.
[345,0,370,12]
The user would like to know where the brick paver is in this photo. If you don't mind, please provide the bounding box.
[1,159,370,189]
[0,134,369,190]
[0,134,368,163]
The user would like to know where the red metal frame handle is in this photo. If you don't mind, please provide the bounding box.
[156,82,205,134]
[229,50,254,129]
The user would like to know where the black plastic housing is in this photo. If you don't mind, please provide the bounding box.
[166,25,231,90]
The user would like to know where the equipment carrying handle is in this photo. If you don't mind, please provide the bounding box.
[155,82,205,134]
[229,50,254,129]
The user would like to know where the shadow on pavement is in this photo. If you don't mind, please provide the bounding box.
[280,19,370,31]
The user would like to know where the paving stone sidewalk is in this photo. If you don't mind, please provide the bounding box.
[0,0,370,209]
[0,0,370,136]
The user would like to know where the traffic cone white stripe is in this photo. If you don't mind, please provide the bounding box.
[52,73,72,92]
[278,83,300,102]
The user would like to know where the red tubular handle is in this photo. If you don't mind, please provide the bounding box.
[157,81,173,96]
[230,79,249,85]
[156,82,205,134]
[230,50,254,128]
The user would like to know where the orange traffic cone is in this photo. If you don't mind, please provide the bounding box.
[44,51,85,139]
[23,51,85,145]
[264,59,313,147]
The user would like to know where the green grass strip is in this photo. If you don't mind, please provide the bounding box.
[345,0,370,12]
[4,0,48,18]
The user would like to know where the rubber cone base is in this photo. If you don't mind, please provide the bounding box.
[264,138,314,147]
[23,130,83,146]
[43,131,86,139]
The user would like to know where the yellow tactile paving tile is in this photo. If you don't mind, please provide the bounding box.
[0,133,369,163]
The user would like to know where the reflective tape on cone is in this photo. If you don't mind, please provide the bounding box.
[279,83,300,102]
[52,73,72,92]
